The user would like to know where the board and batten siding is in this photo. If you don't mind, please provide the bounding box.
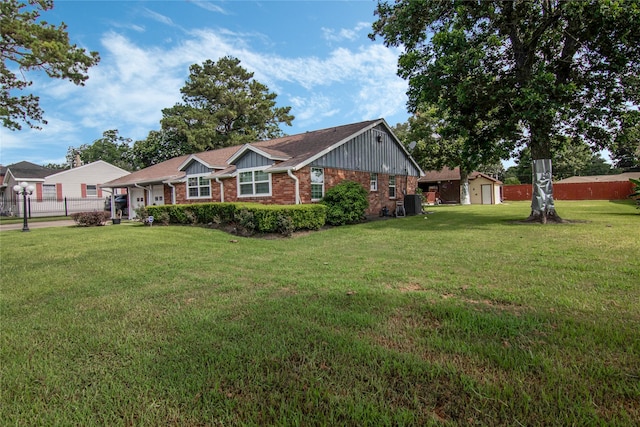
[235,151,275,169]
[183,160,212,175]
[310,126,421,176]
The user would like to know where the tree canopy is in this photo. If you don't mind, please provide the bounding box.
[1,0,100,130]
[161,56,294,152]
[131,129,192,168]
[371,0,640,221]
[68,130,135,171]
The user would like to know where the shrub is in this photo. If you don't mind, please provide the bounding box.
[71,211,110,226]
[277,214,295,237]
[321,180,369,225]
[234,209,256,235]
[505,177,521,185]
[146,202,326,235]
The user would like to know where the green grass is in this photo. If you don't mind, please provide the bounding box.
[1,201,638,426]
[0,215,70,225]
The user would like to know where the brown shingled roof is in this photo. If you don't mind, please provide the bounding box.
[556,171,640,183]
[102,119,415,187]
[418,167,461,182]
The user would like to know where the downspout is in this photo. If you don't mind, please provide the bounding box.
[214,177,224,202]
[287,169,301,204]
[166,181,176,205]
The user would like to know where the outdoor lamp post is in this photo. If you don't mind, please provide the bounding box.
[13,181,35,232]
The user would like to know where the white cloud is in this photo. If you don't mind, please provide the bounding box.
[142,8,176,27]
[1,18,410,166]
[188,0,229,14]
[288,94,340,124]
[322,22,371,42]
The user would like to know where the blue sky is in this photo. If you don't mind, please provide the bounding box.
[1,0,412,167]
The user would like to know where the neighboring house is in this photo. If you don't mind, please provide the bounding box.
[555,171,640,184]
[1,160,130,216]
[418,167,502,205]
[101,119,424,219]
[41,160,130,200]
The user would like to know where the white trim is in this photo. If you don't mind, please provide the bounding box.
[287,119,424,176]
[370,173,378,192]
[85,184,98,197]
[227,144,289,164]
[177,154,217,172]
[310,167,324,201]
[389,175,396,199]
[186,173,212,199]
[237,166,272,198]
[45,160,130,179]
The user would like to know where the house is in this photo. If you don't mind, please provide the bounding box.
[555,171,640,184]
[1,160,130,216]
[101,119,424,219]
[418,167,502,204]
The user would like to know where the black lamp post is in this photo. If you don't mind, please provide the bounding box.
[13,181,35,232]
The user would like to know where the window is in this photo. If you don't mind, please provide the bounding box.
[43,184,56,199]
[311,167,324,200]
[389,175,396,198]
[86,185,97,197]
[238,169,271,197]
[187,175,211,199]
[370,173,378,191]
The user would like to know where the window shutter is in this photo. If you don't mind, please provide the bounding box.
[81,183,87,198]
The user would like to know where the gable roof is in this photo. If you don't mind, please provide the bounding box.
[2,161,54,184]
[419,167,462,182]
[419,167,502,184]
[44,160,130,180]
[102,119,423,187]
[556,171,640,183]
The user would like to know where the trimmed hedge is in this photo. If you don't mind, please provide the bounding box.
[146,202,326,234]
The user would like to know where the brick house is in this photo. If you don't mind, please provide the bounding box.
[102,119,424,219]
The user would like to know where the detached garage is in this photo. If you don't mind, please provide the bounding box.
[418,167,502,205]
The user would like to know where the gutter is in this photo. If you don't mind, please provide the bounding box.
[215,177,224,202]
[287,169,301,204]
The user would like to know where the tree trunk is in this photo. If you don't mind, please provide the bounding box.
[460,169,471,205]
[526,158,563,223]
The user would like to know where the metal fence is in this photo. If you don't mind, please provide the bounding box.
[0,196,108,218]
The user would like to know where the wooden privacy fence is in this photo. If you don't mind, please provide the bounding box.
[503,181,635,201]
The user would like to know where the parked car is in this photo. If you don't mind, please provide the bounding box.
[105,194,128,213]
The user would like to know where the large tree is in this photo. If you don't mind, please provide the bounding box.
[372,0,640,222]
[161,56,294,151]
[131,129,192,168]
[68,129,135,171]
[396,107,509,204]
[610,111,640,170]
[1,0,100,130]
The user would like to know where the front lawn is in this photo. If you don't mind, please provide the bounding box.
[1,201,638,425]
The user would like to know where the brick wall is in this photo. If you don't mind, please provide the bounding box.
[168,168,421,217]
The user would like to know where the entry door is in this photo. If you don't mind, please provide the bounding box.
[151,185,165,206]
[130,188,146,218]
[481,184,493,204]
